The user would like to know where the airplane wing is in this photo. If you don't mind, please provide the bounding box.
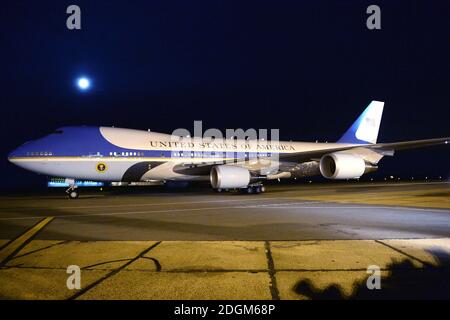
[368,137,450,151]
[172,137,449,176]
[279,137,450,163]
[172,145,363,176]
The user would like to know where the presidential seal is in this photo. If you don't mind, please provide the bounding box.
[96,162,107,173]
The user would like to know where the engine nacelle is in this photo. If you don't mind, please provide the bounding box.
[210,165,250,189]
[320,153,376,179]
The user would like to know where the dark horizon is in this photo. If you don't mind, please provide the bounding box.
[1,1,449,189]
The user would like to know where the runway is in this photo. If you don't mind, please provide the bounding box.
[0,182,449,241]
[1,182,450,299]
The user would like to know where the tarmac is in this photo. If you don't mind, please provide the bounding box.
[0,181,449,299]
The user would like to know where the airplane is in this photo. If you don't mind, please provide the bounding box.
[7,101,450,199]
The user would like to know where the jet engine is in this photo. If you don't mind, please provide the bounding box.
[210,165,250,189]
[319,153,377,179]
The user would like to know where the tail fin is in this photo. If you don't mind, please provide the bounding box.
[338,100,384,144]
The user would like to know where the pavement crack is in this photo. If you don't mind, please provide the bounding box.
[11,240,69,260]
[141,256,162,271]
[264,241,280,300]
[68,241,162,300]
[82,258,133,270]
[375,240,433,267]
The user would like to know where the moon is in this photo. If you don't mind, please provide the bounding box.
[77,77,90,90]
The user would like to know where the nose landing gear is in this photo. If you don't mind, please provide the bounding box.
[66,186,79,199]
[65,179,79,199]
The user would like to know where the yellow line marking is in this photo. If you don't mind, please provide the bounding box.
[0,217,54,265]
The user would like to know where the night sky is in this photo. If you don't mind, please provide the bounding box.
[1,0,449,189]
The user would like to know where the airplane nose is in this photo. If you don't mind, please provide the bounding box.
[7,143,30,161]
[8,147,21,162]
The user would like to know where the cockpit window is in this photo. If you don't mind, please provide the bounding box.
[53,130,63,134]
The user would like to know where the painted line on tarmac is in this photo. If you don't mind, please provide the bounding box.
[0,217,54,266]
[0,205,449,221]
[0,203,329,220]
[55,196,305,210]
[249,205,450,213]
[0,203,448,221]
[284,182,449,190]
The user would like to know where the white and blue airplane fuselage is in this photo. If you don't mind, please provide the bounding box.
[8,101,449,198]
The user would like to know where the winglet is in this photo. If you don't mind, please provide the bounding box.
[338,101,384,144]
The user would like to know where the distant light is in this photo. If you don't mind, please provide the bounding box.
[77,77,90,90]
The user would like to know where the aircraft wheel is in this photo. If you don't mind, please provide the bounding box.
[68,190,79,199]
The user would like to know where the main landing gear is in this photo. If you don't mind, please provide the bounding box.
[214,184,265,194]
[243,184,265,194]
